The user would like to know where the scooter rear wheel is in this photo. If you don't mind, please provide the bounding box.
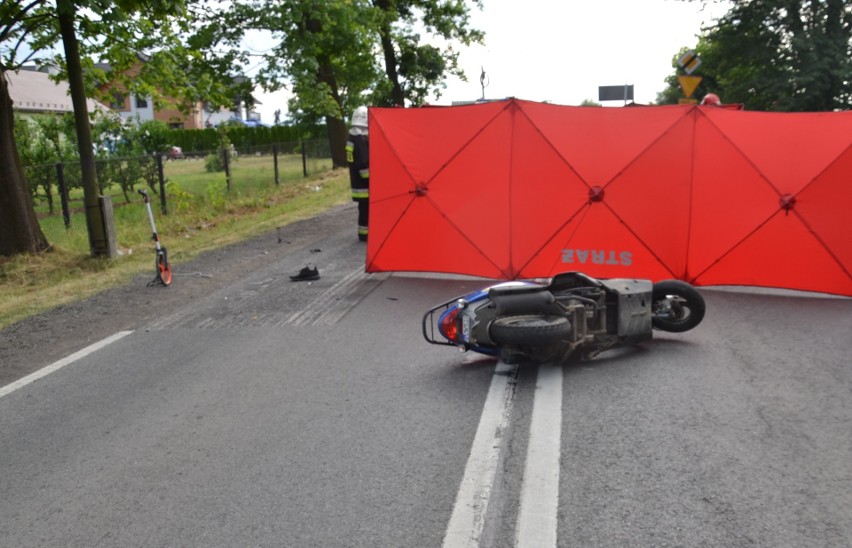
[489,315,570,346]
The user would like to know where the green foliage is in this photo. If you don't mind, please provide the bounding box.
[204,152,225,173]
[204,125,235,172]
[205,181,228,211]
[370,0,484,106]
[14,113,80,211]
[15,114,72,165]
[89,115,167,200]
[15,111,175,206]
[134,119,172,155]
[15,113,78,163]
[0,2,55,70]
[163,124,325,153]
[279,1,381,122]
[189,0,484,120]
[657,0,852,111]
[2,0,225,258]
[171,129,221,153]
[165,181,195,214]
[4,0,483,257]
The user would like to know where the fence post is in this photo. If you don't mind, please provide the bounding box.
[273,143,280,186]
[56,162,71,229]
[97,195,118,258]
[301,140,307,177]
[156,154,167,215]
[223,146,231,192]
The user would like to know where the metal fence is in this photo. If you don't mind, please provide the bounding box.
[22,139,333,227]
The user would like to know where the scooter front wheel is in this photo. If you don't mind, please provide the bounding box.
[489,315,570,346]
[651,280,704,332]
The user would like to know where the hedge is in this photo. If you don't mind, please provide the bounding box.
[166,124,326,153]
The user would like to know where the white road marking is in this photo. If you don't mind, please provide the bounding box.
[443,360,519,548]
[0,331,133,399]
[515,363,563,547]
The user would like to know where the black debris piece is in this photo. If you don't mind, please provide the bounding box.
[290,266,320,282]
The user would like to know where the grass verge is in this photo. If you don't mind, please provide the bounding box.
[0,168,350,330]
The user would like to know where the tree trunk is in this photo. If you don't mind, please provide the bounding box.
[0,68,51,257]
[326,115,348,168]
[373,0,405,106]
[301,11,350,168]
[315,57,347,167]
[58,0,112,257]
[379,30,405,106]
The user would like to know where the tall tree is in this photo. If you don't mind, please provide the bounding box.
[371,0,484,107]
[191,0,380,167]
[658,0,852,111]
[0,68,49,255]
[0,1,52,256]
[190,0,484,165]
[284,1,380,167]
[57,0,110,256]
[1,0,214,257]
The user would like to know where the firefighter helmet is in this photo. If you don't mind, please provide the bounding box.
[351,106,368,128]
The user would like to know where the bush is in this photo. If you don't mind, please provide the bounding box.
[204,152,224,173]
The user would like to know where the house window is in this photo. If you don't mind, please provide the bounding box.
[110,91,125,110]
[136,96,148,109]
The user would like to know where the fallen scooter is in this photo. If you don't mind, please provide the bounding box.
[423,271,705,363]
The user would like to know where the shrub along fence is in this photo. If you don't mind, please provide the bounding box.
[23,139,333,228]
[166,125,325,153]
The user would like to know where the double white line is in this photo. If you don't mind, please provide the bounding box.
[443,362,564,548]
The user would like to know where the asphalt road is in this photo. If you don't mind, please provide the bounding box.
[1,209,851,547]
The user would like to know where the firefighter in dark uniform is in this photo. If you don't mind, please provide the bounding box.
[346,106,370,241]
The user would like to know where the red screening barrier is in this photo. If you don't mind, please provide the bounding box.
[366,99,852,296]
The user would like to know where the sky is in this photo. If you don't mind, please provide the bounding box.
[251,0,731,123]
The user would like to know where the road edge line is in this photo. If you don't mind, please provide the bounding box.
[0,331,133,399]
